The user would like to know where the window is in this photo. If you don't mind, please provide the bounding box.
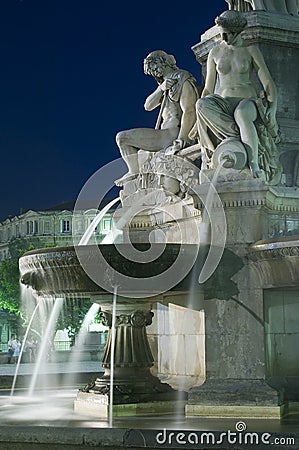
[102,218,111,232]
[44,221,50,235]
[26,221,33,235]
[26,220,38,235]
[61,220,71,233]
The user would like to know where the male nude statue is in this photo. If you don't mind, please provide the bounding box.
[115,50,198,187]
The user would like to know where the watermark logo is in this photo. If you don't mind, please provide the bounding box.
[235,420,247,432]
[154,422,296,447]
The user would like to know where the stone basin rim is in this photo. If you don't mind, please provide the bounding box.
[250,235,299,251]
[20,243,197,257]
[18,243,203,299]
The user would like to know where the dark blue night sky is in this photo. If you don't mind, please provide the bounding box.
[0,0,224,221]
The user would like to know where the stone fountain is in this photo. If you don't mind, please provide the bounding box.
[19,2,299,423]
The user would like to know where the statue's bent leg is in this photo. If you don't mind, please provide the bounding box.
[234,99,261,178]
[115,128,178,186]
[115,131,141,186]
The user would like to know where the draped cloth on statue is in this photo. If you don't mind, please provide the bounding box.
[166,69,198,103]
[196,94,282,184]
[160,69,199,130]
[196,95,240,150]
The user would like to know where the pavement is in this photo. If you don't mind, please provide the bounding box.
[0,361,298,449]
[0,359,104,391]
[0,360,102,376]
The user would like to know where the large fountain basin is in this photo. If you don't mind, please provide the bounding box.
[19,243,201,299]
[19,243,245,305]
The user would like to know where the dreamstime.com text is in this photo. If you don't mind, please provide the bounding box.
[155,422,296,447]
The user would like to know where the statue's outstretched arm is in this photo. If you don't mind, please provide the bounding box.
[202,49,217,97]
[250,45,277,109]
[249,45,278,133]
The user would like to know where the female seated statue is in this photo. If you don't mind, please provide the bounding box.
[193,10,282,183]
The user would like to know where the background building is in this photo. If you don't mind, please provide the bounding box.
[0,200,114,260]
[0,200,114,353]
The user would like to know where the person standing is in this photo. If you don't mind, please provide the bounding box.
[8,334,21,364]
[7,334,15,364]
[12,337,21,363]
[25,335,35,363]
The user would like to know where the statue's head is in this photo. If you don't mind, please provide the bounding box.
[215,10,247,35]
[144,50,177,83]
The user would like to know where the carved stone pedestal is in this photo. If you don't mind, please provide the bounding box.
[186,379,280,419]
[74,303,186,417]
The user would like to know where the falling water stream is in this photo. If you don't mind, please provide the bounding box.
[172,161,226,417]
[63,302,101,387]
[198,161,227,284]
[109,285,118,428]
[96,191,158,244]
[28,297,64,396]
[79,197,121,245]
[76,197,122,425]
[10,299,41,398]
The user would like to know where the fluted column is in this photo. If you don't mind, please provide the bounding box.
[87,303,175,404]
[100,310,154,369]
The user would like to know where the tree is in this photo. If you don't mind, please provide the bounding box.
[0,258,21,315]
[0,238,93,340]
[0,239,53,335]
[56,298,93,345]
[0,238,46,319]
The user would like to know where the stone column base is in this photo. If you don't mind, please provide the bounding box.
[281,401,299,423]
[74,391,186,418]
[186,379,280,419]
